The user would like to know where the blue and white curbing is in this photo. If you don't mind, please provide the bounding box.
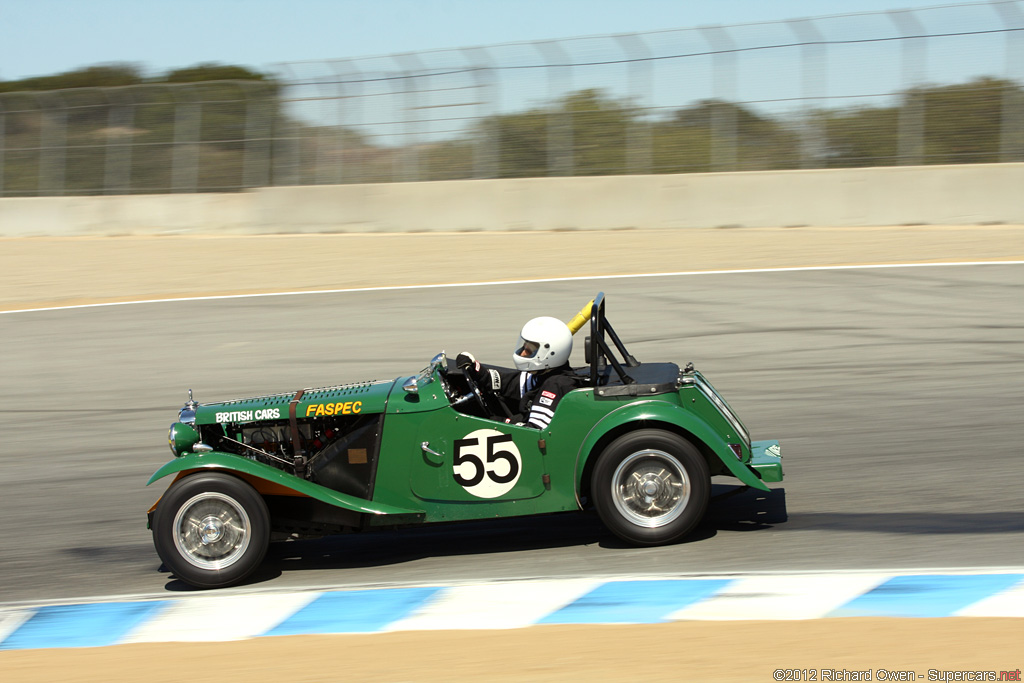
[2,569,1023,651]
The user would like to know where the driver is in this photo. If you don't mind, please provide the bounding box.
[457,316,579,430]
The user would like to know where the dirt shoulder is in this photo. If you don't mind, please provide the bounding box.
[2,618,1021,682]
[2,225,1022,312]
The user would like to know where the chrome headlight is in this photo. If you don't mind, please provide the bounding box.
[168,422,200,457]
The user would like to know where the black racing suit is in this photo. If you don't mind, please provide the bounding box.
[471,362,579,429]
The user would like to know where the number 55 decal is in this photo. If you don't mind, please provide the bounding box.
[453,429,522,498]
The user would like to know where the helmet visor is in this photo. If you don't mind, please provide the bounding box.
[515,338,540,359]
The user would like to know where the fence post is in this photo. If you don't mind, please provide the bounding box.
[38,92,67,195]
[393,52,425,182]
[0,97,5,196]
[533,40,573,177]
[170,85,202,192]
[104,87,135,194]
[461,46,498,179]
[307,64,337,185]
[788,18,828,168]
[992,0,1024,161]
[273,64,302,186]
[615,32,653,175]
[329,59,364,184]
[700,25,738,172]
[888,9,928,166]
[240,81,271,189]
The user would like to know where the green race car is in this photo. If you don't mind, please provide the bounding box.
[148,293,783,588]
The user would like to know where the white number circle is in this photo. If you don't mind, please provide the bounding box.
[452,428,523,498]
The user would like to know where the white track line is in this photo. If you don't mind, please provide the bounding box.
[2,260,1022,316]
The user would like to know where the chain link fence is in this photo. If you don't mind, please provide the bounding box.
[1,0,1022,196]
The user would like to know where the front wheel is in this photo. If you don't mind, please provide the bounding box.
[591,430,710,546]
[152,472,270,588]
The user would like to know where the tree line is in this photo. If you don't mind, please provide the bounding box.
[0,63,1019,194]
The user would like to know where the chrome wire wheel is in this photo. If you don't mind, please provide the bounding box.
[592,430,710,546]
[610,449,690,528]
[172,492,252,571]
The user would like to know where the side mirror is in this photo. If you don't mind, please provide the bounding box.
[584,335,592,365]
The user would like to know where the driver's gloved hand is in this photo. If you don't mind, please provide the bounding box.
[456,352,481,375]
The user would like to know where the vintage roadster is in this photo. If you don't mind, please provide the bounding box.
[148,293,783,588]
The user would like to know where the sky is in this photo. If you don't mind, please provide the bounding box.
[0,0,991,82]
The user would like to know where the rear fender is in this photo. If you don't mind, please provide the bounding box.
[148,452,425,519]
[573,401,770,495]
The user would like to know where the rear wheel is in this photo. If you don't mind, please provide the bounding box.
[592,429,710,546]
[152,472,270,588]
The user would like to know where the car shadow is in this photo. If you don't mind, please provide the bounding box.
[264,512,614,570]
[704,484,788,531]
[156,485,788,590]
[280,485,780,583]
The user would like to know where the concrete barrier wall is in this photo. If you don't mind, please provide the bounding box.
[2,163,1022,237]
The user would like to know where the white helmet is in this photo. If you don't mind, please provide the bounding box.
[513,316,572,372]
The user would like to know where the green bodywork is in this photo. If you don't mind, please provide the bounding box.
[189,379,393,430]
[149,362,783,528]
[147,453,423,518]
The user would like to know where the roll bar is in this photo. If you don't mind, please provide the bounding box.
[587,292,639,386]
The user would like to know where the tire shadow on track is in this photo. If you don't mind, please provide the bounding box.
[156,484,788,591]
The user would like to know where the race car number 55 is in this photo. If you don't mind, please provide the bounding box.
[453,429,522,498]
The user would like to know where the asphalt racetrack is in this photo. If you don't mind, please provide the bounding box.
[2,260,1023,604]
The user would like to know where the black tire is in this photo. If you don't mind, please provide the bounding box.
[152,472,270,589]
[591,429,710,546]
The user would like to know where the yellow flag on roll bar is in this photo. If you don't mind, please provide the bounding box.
[566,299,595,335]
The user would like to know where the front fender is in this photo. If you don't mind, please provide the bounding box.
[148,452,425,518]
[574,400,770,493]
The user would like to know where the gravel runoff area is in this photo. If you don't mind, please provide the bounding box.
[1,620,1021,682]
[1,224,1022,681]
